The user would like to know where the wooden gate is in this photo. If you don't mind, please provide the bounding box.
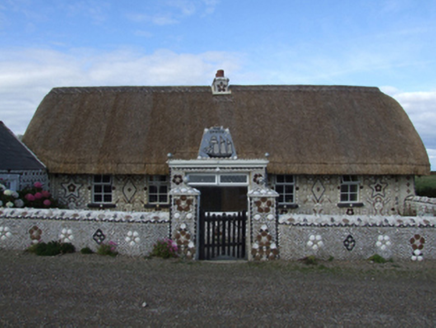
[198,211,247,260]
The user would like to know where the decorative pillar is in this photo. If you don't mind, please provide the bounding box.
[169,184,200,259]
[248,187,279,260]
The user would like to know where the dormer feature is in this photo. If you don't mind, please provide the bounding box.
[211,69,231,95]
[198,126,237,159]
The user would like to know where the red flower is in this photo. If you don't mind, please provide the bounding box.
[34,182,43,189]
[25,194,35,201]
[43,199,51,207]
[41,190,51,198]
[34,192,43,199]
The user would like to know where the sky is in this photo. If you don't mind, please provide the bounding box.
[1,0,435,170]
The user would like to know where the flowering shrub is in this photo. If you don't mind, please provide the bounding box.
[97,241,118,257]
[150,238,178,259]
[0,181,61,209]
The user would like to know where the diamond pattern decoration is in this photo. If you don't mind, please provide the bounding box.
[123,178,137,203]
[312,179,325,202]
[93,229,106,245]
[343,234,356,251]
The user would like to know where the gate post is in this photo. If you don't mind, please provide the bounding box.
[169,184,200,259]
[248,186,279,261]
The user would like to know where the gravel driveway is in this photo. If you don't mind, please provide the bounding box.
[1,249,435,327]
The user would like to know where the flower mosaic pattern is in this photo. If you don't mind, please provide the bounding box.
[93,229,106,245]
[125,231,140,246]
[343,234,356,251]
[174,223,195,259]
[172,175,183,185]
[0,226,12,241]
[175,196,193,212]
[375,235,391,251]
[59,228,74,243]
[29,225,42,244]
[307,234,324,250]
[251,224,278,261]
[410,234,425,261]
[254,197,273,213]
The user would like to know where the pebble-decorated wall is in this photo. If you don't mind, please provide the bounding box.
[0,208,169,256]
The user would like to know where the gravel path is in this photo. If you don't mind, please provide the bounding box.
[1,249,436,327]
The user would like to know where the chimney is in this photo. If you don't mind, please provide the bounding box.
[211,69,231,95]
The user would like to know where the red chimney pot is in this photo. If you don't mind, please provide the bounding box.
[216,69,224,77]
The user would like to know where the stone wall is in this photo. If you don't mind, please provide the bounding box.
[279,214,436,261]
[0,208,169,256]
[404,196,436,216]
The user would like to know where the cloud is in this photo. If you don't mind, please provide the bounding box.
[381,87,436,171]
[0,47,242,134]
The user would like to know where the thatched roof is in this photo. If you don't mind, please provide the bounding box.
[0,121,45,171]
[22,84,429,175]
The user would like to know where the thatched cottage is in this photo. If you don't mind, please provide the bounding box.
[22,70,429,217]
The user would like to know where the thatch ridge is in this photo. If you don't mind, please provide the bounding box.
[23,84,430,175]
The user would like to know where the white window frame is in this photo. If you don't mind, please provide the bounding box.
[272,175,295,205]
[340,175,360,203]
[187,173,248,186]
[92,175,112,203]
[0,174,20,191]
[147,175,169,204]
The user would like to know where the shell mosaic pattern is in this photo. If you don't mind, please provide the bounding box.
[410,234,425,261]
[307,234,324,251]
[125,231,141,246]
[279,214,436,227]
[0,208,169,223]
[0,226,12,241]
[251,224,278,260]
[59,228,74,243]
[375,235,391,250]
[173,223,196,259]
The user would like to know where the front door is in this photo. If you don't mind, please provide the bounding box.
[197,186,247,260]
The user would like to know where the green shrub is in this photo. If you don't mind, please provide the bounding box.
[26,241,75,256]
[150,238,178,259]
[97,241,118,257]
[367,254,390,264]
[80,247,94,254]
[300,255,318,265]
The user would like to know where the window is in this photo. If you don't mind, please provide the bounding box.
[0,174,20,191]
[340,175,359,203]
[93,175,112,203]
[273,175,295,204]
[148,175,169,204]
[187,173,248,186]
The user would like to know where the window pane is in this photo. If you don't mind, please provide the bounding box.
[149,195,158,203]
[102,175,111,183]
[94,175,102,183]
[340,194,349,202]
[159,186,168,193]
[104,185,112,193]
[340,185,348,193]
[220,175,247,183]
[159,195,168,203]
[188,175,216,183]
[349,185,358,192]
[94,185,102,193]
[285,196,294,203]
[104,195,112,202]
[94,195,102,202]
[275,185,284,194]
[284,185,294,194]
[159,175,168,182]
[276,175,285,183]
[349,194,358,202]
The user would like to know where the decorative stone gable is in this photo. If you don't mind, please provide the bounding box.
[211,69,231,95]
[198,127,237,159]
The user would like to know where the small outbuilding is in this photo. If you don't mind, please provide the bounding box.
[0,121,47,191]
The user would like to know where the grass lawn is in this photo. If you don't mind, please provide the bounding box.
[415,173,436,197]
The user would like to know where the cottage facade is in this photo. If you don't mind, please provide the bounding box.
[16,71,431,260]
